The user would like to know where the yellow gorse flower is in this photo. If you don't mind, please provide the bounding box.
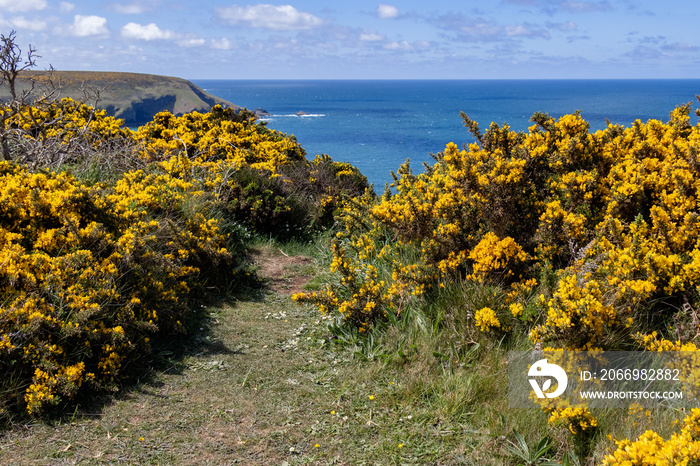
[603,409,700,465]
[293,104,700,455]
[2,98,348,415]
[311,105,700,349]
[474,307,501,332]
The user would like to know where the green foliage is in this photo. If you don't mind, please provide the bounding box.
[0,162,253,417]
[218,156,368,240]
[504,430,558,466]
[0,55,365,418]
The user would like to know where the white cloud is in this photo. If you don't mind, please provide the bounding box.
[0,0,46,12]
[384,40,410,50]
[661,42,699,52]
[377,4,399,19]
[112,4,147,14]
[459,21,501,38]
[433,14,550,42]
[217,4,323,30]
[59,2,75,13]
[177,37,206,47]
[66,15,109,37]
[9,16,47,31]
[360,31,384,42]
[211,37,232,50]
[505,24,550,39]
[121,22,208,48]
[383,40,430,51]
[121,22,175,40]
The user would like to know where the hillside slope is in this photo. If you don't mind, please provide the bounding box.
[1,70,239,125]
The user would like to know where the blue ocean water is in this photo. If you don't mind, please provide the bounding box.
[194,80,700,188]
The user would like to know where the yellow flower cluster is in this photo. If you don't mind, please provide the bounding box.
[134,106,305,171]
[2,97,131,144]
[627,403,653,428]
[296,106,700,340]
[548,405,598,436]
[530,274,617,350]
[474,307,501,332]
[136,107,367,237]
[2,96,368,417]
[295,104,700,457]
[0,156,233,415]
[298,107,696,329]
[468,232,528,281]
[293,239,389,330]
[4,97,367,240]
[603,409,700,465]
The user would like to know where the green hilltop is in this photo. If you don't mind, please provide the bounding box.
[0,70,239,125]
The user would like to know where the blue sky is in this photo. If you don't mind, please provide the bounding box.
[1,0,698,79]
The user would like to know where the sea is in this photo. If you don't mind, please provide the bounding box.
[193,79,700,189]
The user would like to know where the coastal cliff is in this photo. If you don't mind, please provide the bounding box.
[1,70,240,125]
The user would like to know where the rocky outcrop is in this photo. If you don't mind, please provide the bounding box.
[254,108,271,118]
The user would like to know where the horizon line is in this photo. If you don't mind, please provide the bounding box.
[188,76,700,81]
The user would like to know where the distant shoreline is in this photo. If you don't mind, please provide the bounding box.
[0,70,239,125]
[190,77,700,82]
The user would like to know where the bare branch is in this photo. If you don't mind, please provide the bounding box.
[0,30,39,99]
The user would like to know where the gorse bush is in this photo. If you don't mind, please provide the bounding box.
[297,104,700,352]
[294,103,700,460]
[137,106,368,238]
[4,97,131,143]
[215,155,368,239]
[603,408,700,465]
[0,163,236,415]
[134,105,305,170]
[0,81,366,417]
[1,96,141,176]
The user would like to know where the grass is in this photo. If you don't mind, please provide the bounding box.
[0,237,687,464]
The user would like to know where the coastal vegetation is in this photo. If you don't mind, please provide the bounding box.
[0,31,366,419]
[2,32,700,463]
[0,69,238,125]
[293,103,700,463]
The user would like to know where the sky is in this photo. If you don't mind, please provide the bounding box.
[0,0,698,79]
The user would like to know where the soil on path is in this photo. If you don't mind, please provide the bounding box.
[249,246,314,295]
[0,250,334,465]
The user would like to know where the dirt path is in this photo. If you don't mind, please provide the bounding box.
[0,249,485,465]
[249,246,315,295]
[0,250,339,465]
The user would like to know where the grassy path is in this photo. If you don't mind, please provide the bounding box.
[0,245,516,465]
